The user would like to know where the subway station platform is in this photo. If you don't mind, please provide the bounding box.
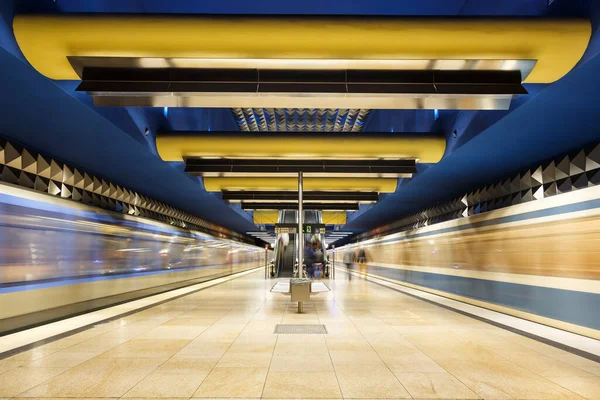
[1,270,599,400]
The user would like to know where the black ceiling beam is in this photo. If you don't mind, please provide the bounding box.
[222,191,379,202]
[241,202,359,211]
[185,158,416,177]
[77,68,526,96]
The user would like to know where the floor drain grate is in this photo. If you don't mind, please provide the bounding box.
[274,324,328,334]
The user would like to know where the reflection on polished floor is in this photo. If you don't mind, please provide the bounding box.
[1,270,599,399]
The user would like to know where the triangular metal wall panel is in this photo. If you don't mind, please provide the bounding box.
[0,136,249,243]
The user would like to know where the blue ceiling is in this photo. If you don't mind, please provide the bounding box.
[1,0,600,234]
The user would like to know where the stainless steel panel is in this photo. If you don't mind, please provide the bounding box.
[92,93,515,110]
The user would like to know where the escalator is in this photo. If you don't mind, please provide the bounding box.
[274,210,325,278]
[275,210,297,277]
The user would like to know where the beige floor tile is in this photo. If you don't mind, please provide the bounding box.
[437,357,587,399]
[6,347,58,362]
[36,337,87,350]
[325,324,361,334]
[546,376,600,400]
[334,364,410,399]
[99,339,190,358]
[269,355,334,372]
[12,397,109,400]
[196,330,240,343]
[0,359,24,374]
[161,317,217,326]
[582,366,600,376]
[22,351,97,372]
[193,367,268,398]
[176,342,231,359]
[499,352,594,378]
[157,357,218,374]
[393,325,453,334]
[216,351,273,368]
[383,318,437,326]
[402,332,488,361]
[138,326,207,340]
[553,353,600,369]
[500,334,574,359]
[62,328,107,342]
[123,372,208,397]
[276,334,326,344]
[274,341,330,357]
[329,350,384,365]
[8,271,598,400]
[370,341,419,356]
[0,366,64,397]
[19,357,164,397]
[371,310,420,319]
[395,372,480,399]
[227,341,276,354]
[227,335,277,353]
[60,336,130,354]
[381,352,446,373]
[281,317,321,325]
[98,325,156,339]
[244,321,280,331]
[325,338,373,351]
[262,371,342,398]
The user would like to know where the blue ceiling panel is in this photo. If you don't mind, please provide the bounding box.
[364,110,444,133]
[15,0,467,16]
[458,0,548,16]
[161,108,238,132]
[0,45,256,233]
[346,49,600,231]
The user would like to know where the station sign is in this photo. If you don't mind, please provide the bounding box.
[302,224,326,234]
[274,225,297,234]
[275,224,325,235]
[274,223,326,235]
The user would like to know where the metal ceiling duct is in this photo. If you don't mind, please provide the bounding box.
[76,66,528,110]
[184,158,416,178]
[241,202,359,211]
[222,191,379,203]
[202,177,398,193]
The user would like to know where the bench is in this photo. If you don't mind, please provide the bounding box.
[271,280,331,313]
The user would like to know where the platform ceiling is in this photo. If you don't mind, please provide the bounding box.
[1,0,600,234]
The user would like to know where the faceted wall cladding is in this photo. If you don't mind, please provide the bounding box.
[232,108,370,132]
[0,138,248,242]
[358,142,600,240]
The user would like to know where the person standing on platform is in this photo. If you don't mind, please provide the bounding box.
[357,247,368,277]
[343,249,354,280]
[313,240,324,279]
[304,243,315,279]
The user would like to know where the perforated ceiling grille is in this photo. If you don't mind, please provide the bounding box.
[233,108,370,132]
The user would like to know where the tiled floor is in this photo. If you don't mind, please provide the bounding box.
[1,270,599,399]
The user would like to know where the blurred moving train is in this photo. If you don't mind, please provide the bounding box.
[0,183,265,334]
[333,184,600,340]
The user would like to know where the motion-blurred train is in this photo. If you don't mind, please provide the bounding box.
[0,183,265,334]
[333,185,600,340]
